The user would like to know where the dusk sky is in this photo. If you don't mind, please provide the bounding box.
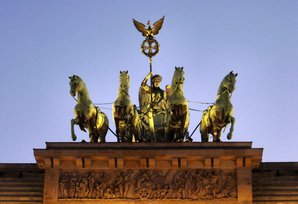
[0,1,297,163]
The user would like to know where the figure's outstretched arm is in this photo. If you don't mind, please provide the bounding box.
[141,72,152,86]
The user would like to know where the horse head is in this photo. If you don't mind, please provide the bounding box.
[174,67,185,84]
[170,67,185,95]
[69,75,84,97]
[218,71,238,96]
[119,70,130,93]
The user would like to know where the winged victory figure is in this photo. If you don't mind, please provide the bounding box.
[133,16,165,39]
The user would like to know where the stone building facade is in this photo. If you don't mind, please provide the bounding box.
[0,142,297,204]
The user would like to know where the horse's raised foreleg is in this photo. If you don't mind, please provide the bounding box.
[71,117,80,141]
[227,116,235,140]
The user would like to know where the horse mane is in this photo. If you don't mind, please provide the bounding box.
[217,72,235,96]
[217,76,228,95]
[71,75,91,100]
[168,67,187,105]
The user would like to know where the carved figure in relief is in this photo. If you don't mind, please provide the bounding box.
[86,172,95,198]
[58,169,237,200]
[176,187,186,199]
[136,170,150,189]
[94,172,106,198]
[59,172,71,198]
[123,170,132,198]
[222,172,237,198]
[69,172,78,198]
[186,171,196,198]
[103,187,114,199]
[114,171,125,198]
[69,75,109,142]
[199,71,237,142]
[77,176,89,198]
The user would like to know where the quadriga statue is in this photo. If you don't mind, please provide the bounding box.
[69,75,109,143]
[199,71,237,142]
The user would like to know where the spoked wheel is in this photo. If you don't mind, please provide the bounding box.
[138,188,150,200]
[141,38,160,58]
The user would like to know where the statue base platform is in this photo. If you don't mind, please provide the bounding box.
[34,142,263,204]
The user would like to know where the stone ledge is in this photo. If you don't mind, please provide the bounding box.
[44,141,254,150]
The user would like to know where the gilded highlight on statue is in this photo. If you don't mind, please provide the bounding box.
[113,71,142,142]
[167,67,190,142]
[139,72,167,142]
[69,75,109,143]
[199,71,237,142]
[133,16,164,58]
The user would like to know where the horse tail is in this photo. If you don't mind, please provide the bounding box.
[94,107,109,142]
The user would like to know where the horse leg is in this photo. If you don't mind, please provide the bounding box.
[166,125,173,142]
[201,131,208,142]
[179,115,187,142]
[213,130,222,142]
[71,118,80,141]
[88,124,98,143]
[227,116,235,140]
[199,121,209,142]
[114,119,122,142]
[117,119,127,142]
[89,131,95,143]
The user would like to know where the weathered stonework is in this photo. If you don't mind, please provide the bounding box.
[34,142,263,204]
[58,169,237,200]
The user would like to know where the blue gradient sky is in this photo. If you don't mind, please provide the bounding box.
[0,1,297,163]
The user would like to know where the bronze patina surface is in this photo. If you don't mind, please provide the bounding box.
[69,75,109,143]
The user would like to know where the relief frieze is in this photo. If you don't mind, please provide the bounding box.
[59,169,237,200]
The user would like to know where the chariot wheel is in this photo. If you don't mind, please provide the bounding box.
[138,188,151,200]
[141,38,160,58]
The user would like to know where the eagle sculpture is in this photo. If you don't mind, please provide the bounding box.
[133,16,165,38]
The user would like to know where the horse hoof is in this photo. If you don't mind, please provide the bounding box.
[72,135,77,141]
[227,134,232,140]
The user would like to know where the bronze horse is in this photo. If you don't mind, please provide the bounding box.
[113,71,142,142]
[200,71,237,142]
[69,75,109,143]
[167,67,190,142]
